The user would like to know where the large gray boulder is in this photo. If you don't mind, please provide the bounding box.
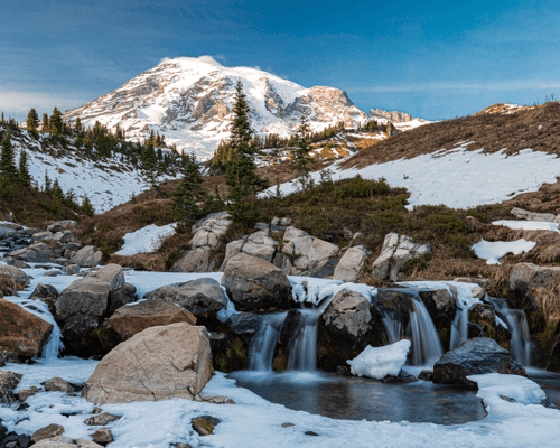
[88,264,124,290]
[7,242,57,263]
[371,233,430,281]
[47,220,77,233]
[71,245,102,268]
[82,323,212,404]
[144,278,227,316]
[282,226,339,276]
[172,248,214,273]
[322,289,373,345]
[333,246,367,282]
[433,337,526,389]
[222,253,292,311]
[29,282,59,314]
[222,231,277,269]
[0,264,29,286]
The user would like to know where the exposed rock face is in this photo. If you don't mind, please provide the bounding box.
[282,226,339,276]
[102,299,196,342]
[0,371,22,404]
[369,109,413,123]
[222,253,292,311]
[83,323,212,404]
[6,242,57,263]
[433,337,526,389]
[333,246,367,282]
[47,220,77,233]
[0,299,53,357]
[107,282,138,315]
[223,231,277,269]
[173,212,230,272]
[510,207,559,223]
[371,233,430,281]
[144,278,227,316]
[71,246,103,268]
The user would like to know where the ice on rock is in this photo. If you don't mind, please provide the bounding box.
[347,339,411,379]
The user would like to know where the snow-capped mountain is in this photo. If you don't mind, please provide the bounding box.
[62,56,413,159]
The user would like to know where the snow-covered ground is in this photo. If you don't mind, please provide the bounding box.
[116,223,177,255]
[472,239,536,264]
[1,265,560,447]
[493,220,560,232]
[266,143,560,209]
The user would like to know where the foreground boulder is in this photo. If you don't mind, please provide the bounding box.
[82,323,212,404]
[29,282,59,314]
[222,253,292,311]
[433,337,526,389]
[0,371,22,404]
[144,278,227,317]
[0,299,53,357]
[371,233,430,281]
[0,264,29,287]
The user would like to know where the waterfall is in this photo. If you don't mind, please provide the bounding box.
[381,311,402,345]
[488,298,532,366]
[287,310,319,372]
[409,299,443,365]
[248,312,287,371]
[40,323,63,360]
[449,307,469,350]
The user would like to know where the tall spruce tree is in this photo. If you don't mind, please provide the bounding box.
[49,107,62,137]
[0,131,18,184]
[171,152,208,226]
[224,80,269,227]
[290,115,312,193]
[18,150,31,187]
[42,113,48,132]
[26,108,39,132]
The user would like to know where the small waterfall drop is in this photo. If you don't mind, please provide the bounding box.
[287,310,319,372]
[249,312,287,371]
[409,299,443,365]
[449,308,469,350]
[40,323,63,360]
[381,311,402,345]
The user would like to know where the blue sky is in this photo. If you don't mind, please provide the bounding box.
[2,0,560,122]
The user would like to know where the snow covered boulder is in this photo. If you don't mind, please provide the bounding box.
[0,298,53,357]
[433,337,526,389]
[371,233,430,281]
[347,339,411,380]
[144,278,227,316]
[333,246,367,282]
[222,253,292,311]
[82,323,212,404]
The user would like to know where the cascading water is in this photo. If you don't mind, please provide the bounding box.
[248,312,287,371]
[409,298,443,365]
[381,311,402,345]
[488,298,532,366]
[449,307,469,350]
[287,310,319,372]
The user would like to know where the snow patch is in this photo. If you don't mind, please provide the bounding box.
[116,223,177,255]
[347,339,411,379]
[472,239,536,264]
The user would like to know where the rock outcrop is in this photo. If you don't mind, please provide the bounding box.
[71,246,103,268]
[222,253,292,311]
[83,323,212,404]
[223,231,277,268]
[333,246,367,282]
[282,226,339,276]
[433,337,526,389]
[0,298,53,357]
[371,233,430,281]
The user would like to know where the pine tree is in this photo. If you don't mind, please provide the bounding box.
[143,138,159,189]
[49,107,62,137]
[290,115,312,193]
[171,152,208,226]
[224,80,269,227]
[42,113,49,132]
[0,131,18,184]
[81,195,95,216]
[18,150,31,187]
[26,108,39,132]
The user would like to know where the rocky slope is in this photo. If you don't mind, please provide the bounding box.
[62,56,416,159]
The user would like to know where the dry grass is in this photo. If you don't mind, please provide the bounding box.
[532,277,560,323]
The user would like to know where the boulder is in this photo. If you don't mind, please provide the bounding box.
[222,232,277,269]
[0,264,29,286]
[322,290,373,345]
[228,312,263,335]
[84,412,121,426]
[0,298,53,357]
[92,428,113,444]
[45,377,74,394]
[31,231,55,244]
[282,226,339,275]
[0,349,19,367]
[191,416,221,437]
[44,269,62,277]
[510,207,556,222]
[0,371,21,404]
[82,323,212,404]
[18,385,38,402]
[29,282,59,315]
[7,242,57,263]
[190,212,231,251]
[88,264,124,290]
[172,248,214,273]
[47,220,77,233]
[333,246,367,282]
[144,278,227,316]
[30,425,65,445]
[433,337,526,389]
[222,253,292,311]
[71,246,102,268]
[107,282,137,315]
[371,233,430,281]
[32,436,103,448]
[5,258,30,269]
[102,299,196,342]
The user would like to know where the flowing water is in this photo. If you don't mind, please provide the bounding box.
[287,310,320,372]
[449,307,469,350]
[248,312,287,371]
[409,299,443,365]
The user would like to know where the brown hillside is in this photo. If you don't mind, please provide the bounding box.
[341,101,560,170]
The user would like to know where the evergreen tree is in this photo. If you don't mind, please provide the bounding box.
[0,131,18,183]
[142,139,159,189]
[290,115,312,193]
[171,152,208,226]
[42,113,49,132]
[49,107,63,137]
[18,150,31,187]
[81,195,95,216]
[75,118,83,134]
[26,108,39,132]
[224,80,269,227]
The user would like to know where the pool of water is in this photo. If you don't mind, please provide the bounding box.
[526,368,560,409]
[228,371,487,425]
